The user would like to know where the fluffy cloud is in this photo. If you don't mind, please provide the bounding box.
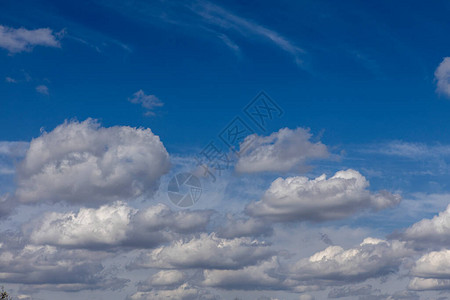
[202,256,320,292]
[138,270,186,289]
[202,256,286,290]
[246,169,401,222]
[131,233,274,270]
[290,238,410,283]
[408,277,450,291]
[398,204,450,248]
[435,57,450,97]
[235,128,328,173]
[411,249,450,278]
[0,240,125,291]
[0,25,62,53]
[15,119,170,204]
[28,202,211,249]
[29,202,134,248]
[408,250,450,291]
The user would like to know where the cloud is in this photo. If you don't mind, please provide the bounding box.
[129,283,217,300]
[411,250,450,279]
[201,256,320,292]
[408,277,450,291]
[15,119,170,204]
[138,270,186,290]
[398,204,450,248]
[246,169,401,222]
[131,233,274,270]
[0,141,28,177]
[408,250,450,292]
[36,85,49,95]
[362,140,450,159]
[216,215,273,238]
[408,250,450,291]
[5,76,16,83]
[290,238,411,284]
[190,1,305,65]
[0,25,62,53]
[298,296,315,300]
[328,284,377,298]
[101,1,304,65]
[28,202,212,249]
[235,128,329,173]
[29,202,134,248]
[202,256,286,290]
[435,57,450,97]
[0,194,16,219]
[128,90,163,116]
[0,240,126,291]
[0,141,28,157]
[360,291,420,300]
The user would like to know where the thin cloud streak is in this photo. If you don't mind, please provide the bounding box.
[188,0,305,65]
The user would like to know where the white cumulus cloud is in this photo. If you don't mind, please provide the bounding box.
[15,119,170,204]
[139,270,186,288]
[399,204,450,248]
[131,233,274,270]
[236,128,328,173]
[290,238,411,284]
[28,202,211,249]
[408,250,450,291]
[246,169,401,222]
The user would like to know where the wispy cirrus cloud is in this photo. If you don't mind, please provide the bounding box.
[360,140,450,159]
[98,0,304,65]
[0,25,63,54]
[188,1,305,65]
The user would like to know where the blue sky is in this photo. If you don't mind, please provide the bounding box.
[2,0,450,299]
[2,0,450,146]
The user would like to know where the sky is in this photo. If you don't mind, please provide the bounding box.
[1,0,450,299]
